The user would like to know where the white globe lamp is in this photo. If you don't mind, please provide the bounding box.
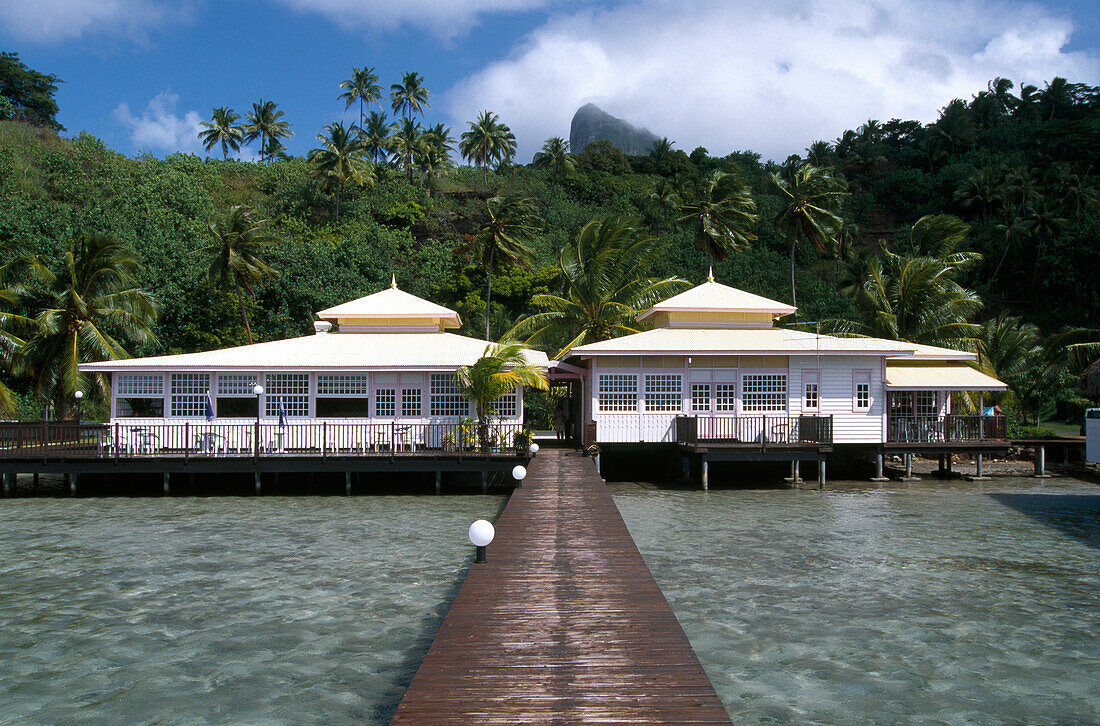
[529,442,539,455]
[469,519,495,563]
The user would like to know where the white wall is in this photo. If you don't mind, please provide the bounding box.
[789,356,885,444]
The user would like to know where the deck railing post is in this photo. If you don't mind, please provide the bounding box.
[254,420,260,460]
[114,422,120,462]
[185,421,190,461]
[322,422,328,462]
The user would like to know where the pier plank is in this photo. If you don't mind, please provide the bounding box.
[392,448,731,724]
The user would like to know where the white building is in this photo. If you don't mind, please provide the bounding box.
[557,278,1006,448]
[80,280,548,454]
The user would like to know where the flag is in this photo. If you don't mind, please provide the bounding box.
[205,389,216,421]
[277,396,287,427]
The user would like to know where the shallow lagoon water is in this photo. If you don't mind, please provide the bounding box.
[612,478,1100,725]
[0,495,505,725]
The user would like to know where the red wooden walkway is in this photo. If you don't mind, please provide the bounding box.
[392,447,731,724]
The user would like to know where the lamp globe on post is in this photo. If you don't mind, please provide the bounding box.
[73,390,84,424]
[469,519,495,564]
[512,464,527,489]
[529,442,539,455]
[252,384,264,423]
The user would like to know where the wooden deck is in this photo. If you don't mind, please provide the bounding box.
[392,447,731,724]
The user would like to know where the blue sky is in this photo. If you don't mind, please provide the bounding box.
[2,0,1098,163]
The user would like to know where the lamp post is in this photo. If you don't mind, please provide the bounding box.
[469,519,494,564]
[512,464,527,489]
[253,384,264,423]
[73,390,83,424]
[529,443,539,455]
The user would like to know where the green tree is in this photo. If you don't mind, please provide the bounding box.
[199,206,276,345]
[0,52,63,130]
[338,66,383,130]
[199,107,245,160]
[468,195,543,340]
[0,241,45,414]
[772,164,848,309]
[21,233,158,417]
[509,216,690,357]
[307,121,374,221]
[645,177,682,233]
[677,171,758,274]
[389,117,425,184]
[532,137,575,178]
[390,71,430,120]
[243,100,292,163]
[362,110,394,164]
[460,110,517,185]
[456,341,548,451]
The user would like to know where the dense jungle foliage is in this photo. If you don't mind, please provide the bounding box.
[0,57,1098,429]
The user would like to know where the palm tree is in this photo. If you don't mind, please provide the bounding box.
[418,128,455,195]
[389,117,424,184]
[649,137,674,172]
[645,177,682,233]
[198,107,244,160]
[243,100,292,163]
[676,171,758,274]
[361,110,394,164]
[338,66,383,129]
[907,214,981,266]
[459,110,516,185]
[307,121,373,221]
[772,164,848,308]
[508,216,690,357]
[932,99,976,153]
[199,206,276,345]
[1026,199,1067,285]
[953,167,1001,223]
[21,233,158,417]
[804,140,835,167]
[456,341,548,452]
[390,71,430,120]
[990,214,1035,283]
[470,195,543,340]
[0,241,45,414]
[532,137,575,178]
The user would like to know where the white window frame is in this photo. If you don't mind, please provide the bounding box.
[401,388,422,417]
[170,373,210,418]
[495,388,519,418]
[803,370,820,413]
[115,373,165,417]
[265,373,310,418]
[691,383,711,413]
[598,374,638,413]
[853,370,872,412]
[715,382,737,412]
[374,388,396,417]
[644,374,682,412]
[742,373,787,413]
[430,373,468,417]
[915,390,938,416]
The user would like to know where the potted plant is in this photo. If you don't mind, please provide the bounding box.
[513,428,532,455]
[441,431,457,452]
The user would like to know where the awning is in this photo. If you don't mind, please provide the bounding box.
[885,364,1007,391]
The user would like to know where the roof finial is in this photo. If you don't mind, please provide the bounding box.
[707,266,714,283]
[390,273,398,289]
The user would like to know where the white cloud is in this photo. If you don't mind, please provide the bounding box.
[0,0,190,42]
[272,0,568,39]
[445,0,1100,162]
[113,92,205,155]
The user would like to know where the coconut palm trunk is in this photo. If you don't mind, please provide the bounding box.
[237,284,254,344]
[789,239,798,308]
[485,245,496,341]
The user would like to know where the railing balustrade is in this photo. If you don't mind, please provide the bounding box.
[0,421,528,459]
[886,414,1006,443]
[674,415,833,446]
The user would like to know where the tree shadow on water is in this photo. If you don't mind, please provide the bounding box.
[988,493,1100,549]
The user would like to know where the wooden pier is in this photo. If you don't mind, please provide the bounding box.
[392,447,731,724]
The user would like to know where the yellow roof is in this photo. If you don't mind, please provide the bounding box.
[885,364,1007,390]
[315,279,461,329]
[636,280,796,322]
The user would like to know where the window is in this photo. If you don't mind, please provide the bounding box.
[598,374,637,412]
[803,371,819,412]
[715,383,737,412]
[853,371,871,412]
[115,373,164,417]
[402,388,422,417]
[645,374,682,412]
[495,388,518,418]
[742,374,787,412]
[916,391,938,416]
[691,383,710,412]
[430,373,468,417]
[215,373,259,418]
[375,388,396,417]
[265,373,309,417]
[170,373,210,418]
[316,374,369,417]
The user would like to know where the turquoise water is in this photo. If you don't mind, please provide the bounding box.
[612,479,1100,725]
[0,495,505,725]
